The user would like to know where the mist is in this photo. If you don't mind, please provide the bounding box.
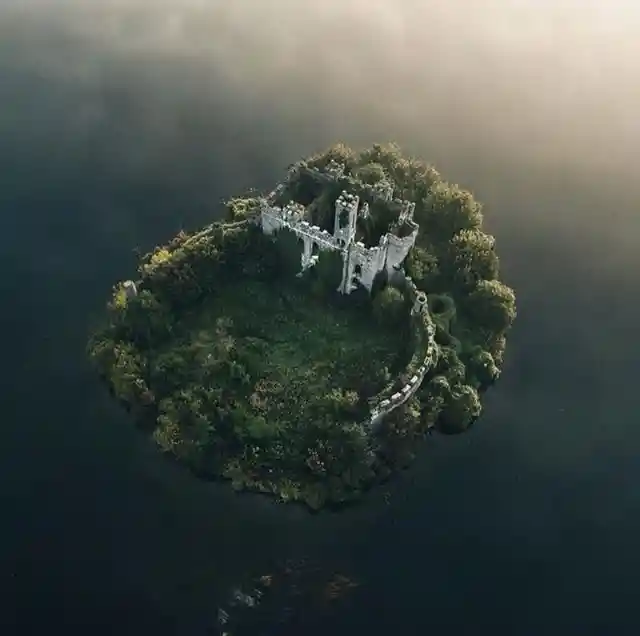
[1,1,639,633]
[1,0,639,246]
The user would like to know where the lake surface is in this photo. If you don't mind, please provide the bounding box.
[1,3,639,634]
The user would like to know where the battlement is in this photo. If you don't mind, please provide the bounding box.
[259,184,420,295]
[281,201,306,223]
[295,221,337,251]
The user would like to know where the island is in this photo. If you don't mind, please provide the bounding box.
[88,142,516,509]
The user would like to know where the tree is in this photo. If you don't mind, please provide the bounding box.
[353,162,387,184]
[443,229,499,291]
[311,249,343,296]
[308,142,358,171]
[427,293,457,331]
[149,348,192,396]
[364,364,391,396]
[439,384,482,433]
[405,246,441,292]
[109,343,147,404]
[274,227,303,277]
[463,279,516,333]
[155,389,215,465]
[87,333,117,376]
[419,376,449,413]
[225,196,260,221]
[465,346,500,389]
[435,347,466,384]
[320,389,360,418]
[356,143,440,201]
[423,181,483,240]
[121,290,172,348]
[307,184,342,229]
[372,285,405,327]
[320,420,374,480]
[357,142,403,171]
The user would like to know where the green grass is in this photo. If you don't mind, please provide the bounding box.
[169,279,404,427]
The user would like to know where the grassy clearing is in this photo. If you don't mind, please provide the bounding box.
[170,279,405,427]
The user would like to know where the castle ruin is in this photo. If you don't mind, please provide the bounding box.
[258,161,420,295]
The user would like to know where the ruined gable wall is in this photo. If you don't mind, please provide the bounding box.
[348,240,387,291]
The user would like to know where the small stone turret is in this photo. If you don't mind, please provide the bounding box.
[412,291,428,315]
[122,280,138,300]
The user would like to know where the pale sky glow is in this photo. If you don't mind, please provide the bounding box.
[1,0,638,188]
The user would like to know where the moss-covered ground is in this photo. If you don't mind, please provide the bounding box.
[160,278,406,427]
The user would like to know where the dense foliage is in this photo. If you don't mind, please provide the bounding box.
[88,143,516,509]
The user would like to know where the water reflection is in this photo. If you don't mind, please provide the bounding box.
[214,558,359,635]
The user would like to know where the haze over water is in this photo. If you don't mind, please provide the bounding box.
[1,1,639,634]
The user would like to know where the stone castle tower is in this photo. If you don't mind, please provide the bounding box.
[333,192,359,247]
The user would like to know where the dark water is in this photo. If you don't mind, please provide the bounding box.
[2,3,640,635]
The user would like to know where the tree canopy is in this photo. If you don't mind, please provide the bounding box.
[87,142,516,509]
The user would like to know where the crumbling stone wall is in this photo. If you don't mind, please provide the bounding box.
[259,162,419,295]
[368,278,437,430]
